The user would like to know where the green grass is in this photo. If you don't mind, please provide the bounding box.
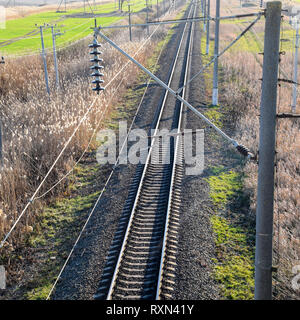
[224,18,296,54]
[206,167,255,300]
[211,215,255,300]
[25,164,101,300]
[0,0,165,55]
[1,16,120,55]
[205,107,224,128]
[0,9,115,55]
[205,167,243,208]
[199,62,255,299]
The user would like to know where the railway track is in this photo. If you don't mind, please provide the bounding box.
[94,1,198,300]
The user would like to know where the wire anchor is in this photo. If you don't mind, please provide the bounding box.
[89,35,104,94]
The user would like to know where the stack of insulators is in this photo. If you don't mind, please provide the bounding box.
[89,38,104,94]
[236,144,251,158]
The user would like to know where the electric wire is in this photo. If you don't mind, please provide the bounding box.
[0,17,95,43]
[3,3,148,59]
[0,7,171,251]
[46,6,173,300]
[0,94,100,250]
[1,0,140,54]
[251,15,297,91]
[2,25,93,58]
[176,13,262,94]
[33,68,127,201]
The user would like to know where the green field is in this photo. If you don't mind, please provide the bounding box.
[0,0,163,55]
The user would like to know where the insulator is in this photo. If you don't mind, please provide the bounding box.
[90,65,104,70]
[236,144,251,157]
[91,72,104,77]
[92,79,104,85]
[89,43,101,48]
[89,39,101,48]
[93,85,105,92]
[89,50,102,55]
[90,58,103,63]
[89,37,104,94]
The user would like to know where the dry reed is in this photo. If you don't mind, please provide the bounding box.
[0,25,166,260]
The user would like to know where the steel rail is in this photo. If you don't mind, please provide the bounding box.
[97,16,256,159]
[46,14,170,301]
[155,0,196,300]
[105,2,195,300]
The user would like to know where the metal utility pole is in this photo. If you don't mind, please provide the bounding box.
[212,0,220,105]
[156,0,159,21]
[203,0,206,32]
[51,26,63,89]
[128,3,132,41]
[0,57,4,169]
[292,22,299,113]
[56,0,67,13]
[146,0,150,36]
[206,0,210,55]
[255,1,281,300]
[39,25,50,95]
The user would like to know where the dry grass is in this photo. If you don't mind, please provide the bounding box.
[204,0,300,300]
[0,23,168,263]
[218,15,300,299]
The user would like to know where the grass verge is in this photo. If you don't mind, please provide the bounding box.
[206,164,255,300]
[0,0,167,55]
[199,17,256,300]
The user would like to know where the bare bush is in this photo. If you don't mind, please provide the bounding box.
[221,41,300,300]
